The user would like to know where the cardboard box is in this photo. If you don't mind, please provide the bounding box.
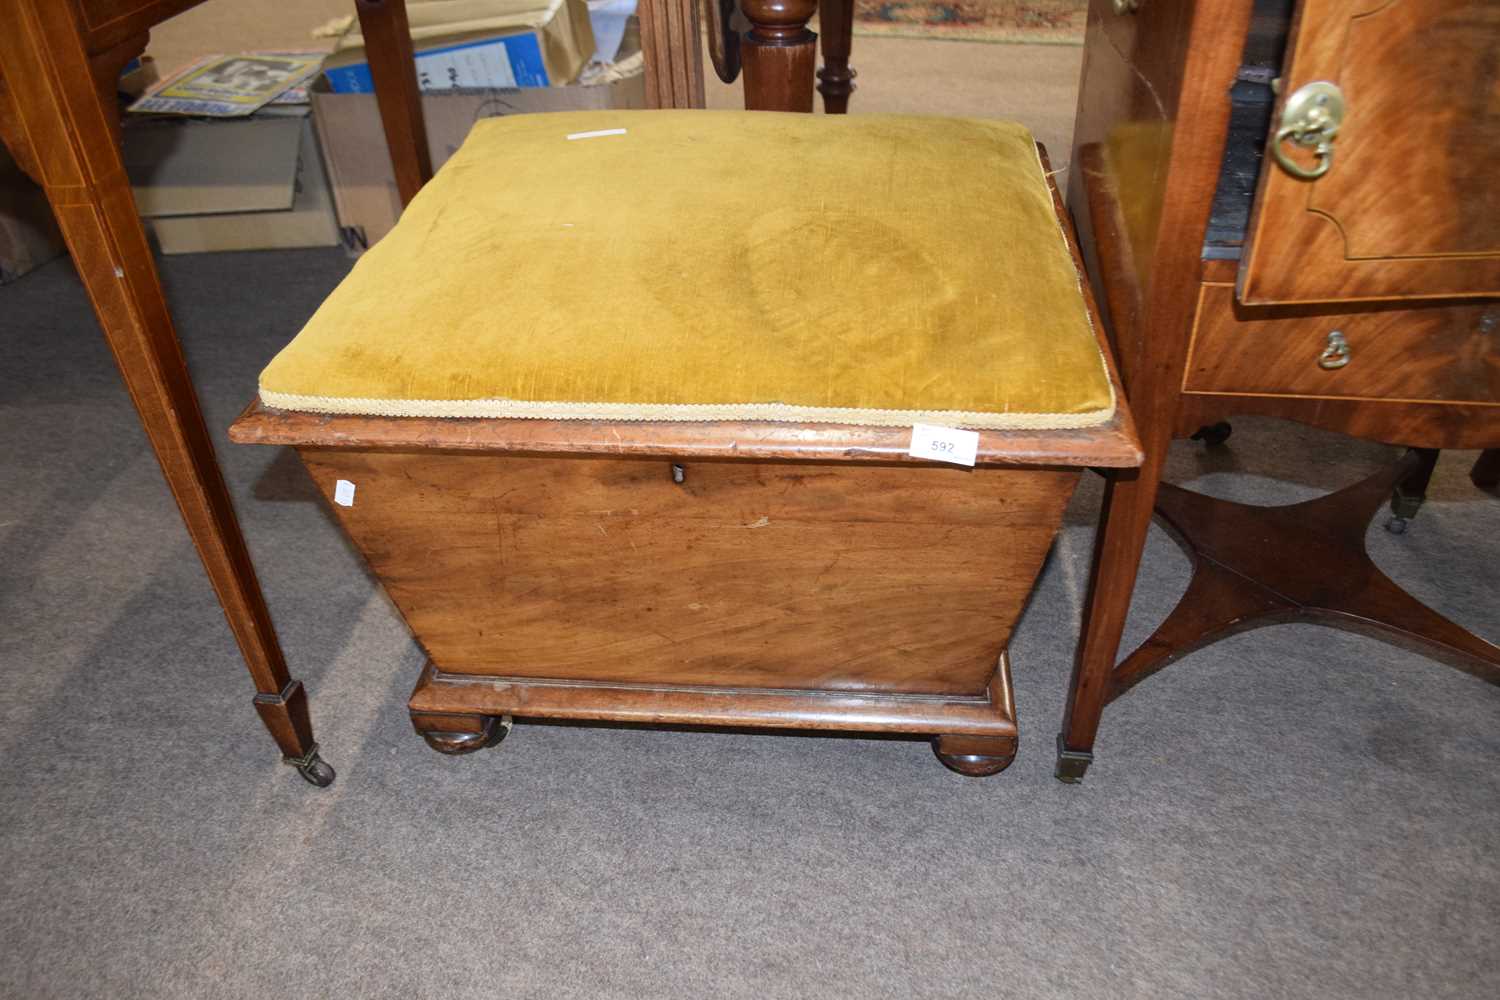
[311,56,644,253]
[0,149,65,284]
[122,111,339,254]
[322,0,594,92]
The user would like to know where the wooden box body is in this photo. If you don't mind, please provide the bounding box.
[301,448,1077,699]
[231,406,1140,774]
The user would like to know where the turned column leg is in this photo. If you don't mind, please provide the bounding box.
[354,0,433,207]
[739,0,817,112]
[0,0,331,786]
[816,0,856,113]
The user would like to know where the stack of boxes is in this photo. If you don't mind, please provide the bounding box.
[312,0,646,252]
[320,0,598,92]
[0,0,645,274]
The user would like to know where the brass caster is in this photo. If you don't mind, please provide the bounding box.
[1054,735,1093,784]
[283,746,336,788]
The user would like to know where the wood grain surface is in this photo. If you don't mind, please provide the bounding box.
[639,0,706,108]
[300,449,1078,696]
[1175,391,1500,451]
[739,0,817,112]
[232,403,1143,468]
[1238,0,1500,304]
[1108,453,1500,699]
[408,657,1020,737]
[1184,284,1500,404]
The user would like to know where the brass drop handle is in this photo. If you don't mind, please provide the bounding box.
[1272,81,1345,181]
[1318,330,1351,370]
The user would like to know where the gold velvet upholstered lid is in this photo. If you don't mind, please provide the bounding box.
[258,110,1115,430]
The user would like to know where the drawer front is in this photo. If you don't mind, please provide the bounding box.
[1184,284,1500,405]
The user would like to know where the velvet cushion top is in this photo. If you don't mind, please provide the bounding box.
[259,110,1114,429]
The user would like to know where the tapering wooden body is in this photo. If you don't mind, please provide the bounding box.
[228,390,1135,774]
[228,429,1090,774]
[301,449,1075,698]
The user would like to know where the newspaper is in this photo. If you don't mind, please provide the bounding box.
[128,53,325,117]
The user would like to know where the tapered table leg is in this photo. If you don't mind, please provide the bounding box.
[0,0,331,786]
[1057,462,1164,782]
[816,0,856,113]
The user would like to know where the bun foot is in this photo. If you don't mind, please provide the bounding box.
[412,711,512,755]
[932,733,1017,777]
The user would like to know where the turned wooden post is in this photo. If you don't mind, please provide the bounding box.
[739,0,817,112]
[816,0,856,113]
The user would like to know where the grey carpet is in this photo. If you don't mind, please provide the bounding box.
[2,248,1498,1000]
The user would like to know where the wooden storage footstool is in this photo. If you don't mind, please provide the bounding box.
[230,110,1140,776]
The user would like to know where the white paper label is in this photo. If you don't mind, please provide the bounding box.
[566,128,627,141]
[908,424,979,467]
[334,479,356,507]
